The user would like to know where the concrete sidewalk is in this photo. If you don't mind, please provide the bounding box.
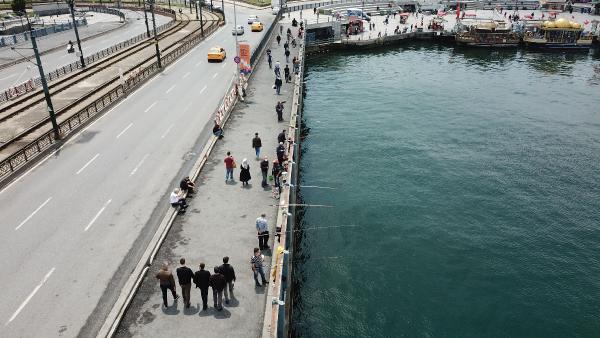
[115,18,301,338]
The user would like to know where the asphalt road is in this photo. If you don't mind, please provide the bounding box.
[0,4,274,338]
[0,9,172,91]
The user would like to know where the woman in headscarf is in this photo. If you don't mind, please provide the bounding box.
[239,158,251,187]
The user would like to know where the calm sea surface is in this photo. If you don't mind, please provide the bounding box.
[292,45,600,337]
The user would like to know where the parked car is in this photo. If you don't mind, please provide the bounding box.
[247,15,258,24]
[207,46,226,62]
[232,25,244,35]
[251,21,264,32]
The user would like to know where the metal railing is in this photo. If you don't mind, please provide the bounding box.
[0,20,220,182]
[0,18,87,47]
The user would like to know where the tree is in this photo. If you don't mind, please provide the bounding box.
[11,0,26,15]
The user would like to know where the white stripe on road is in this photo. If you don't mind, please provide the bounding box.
[129,154,149,177]
[75,153,99,175]
[14,197,52,231]
[221,62,227,68]
[144,101,157,113]
[6,267,55,326]
[84,199,112,232]
[116,123,133,139]
[160,124,174,139]
[195,61,202,67]
[182,72,191,79]
[212,73,218,79]
[200,85,207,94]
[166,84,176,94]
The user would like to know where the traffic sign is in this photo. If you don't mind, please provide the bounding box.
[234,56,241,64]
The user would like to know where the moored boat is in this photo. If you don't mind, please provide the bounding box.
[456,21,520,47]
[523,18,593,49]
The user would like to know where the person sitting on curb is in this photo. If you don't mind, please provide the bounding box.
[179,176,196,195]
[213,121,224,139]
[169,188,188,213]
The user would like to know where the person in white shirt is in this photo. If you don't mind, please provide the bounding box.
[170,188,188,213]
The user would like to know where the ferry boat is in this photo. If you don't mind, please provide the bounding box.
[455,21,520,47]
[523,18,593,49]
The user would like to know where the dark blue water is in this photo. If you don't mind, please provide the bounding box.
[293,45,600,337]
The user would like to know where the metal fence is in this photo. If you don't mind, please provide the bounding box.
[0,20,219,182]
[0,18,87,47]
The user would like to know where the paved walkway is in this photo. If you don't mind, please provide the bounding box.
[115,18,301,338]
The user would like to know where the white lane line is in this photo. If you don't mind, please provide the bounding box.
[84,199,112,232]
[212,72,218,79]
[165,84,176,94]
[144,101,157,113]
[182,72,191,79]
[221,62,227,68]
[15,197,52,231]
[195,61,202,67]
[129,154,149,176]
[75,153,99,175]
[200,85,207,94]
[160,124,174,139]
[116,123,133,139]
[0,73,18,81]
[6,267,55,326]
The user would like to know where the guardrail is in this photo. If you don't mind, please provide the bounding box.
[87,5,126,20]
[0,10,176,104]
[0,17,86,46]
[0,19,219,183]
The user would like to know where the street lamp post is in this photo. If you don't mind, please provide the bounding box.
[148,0,162,68]
[198,0,204,36]
[143,1,151,37]
[221,0,225,21]
[23,14,60,140]
[194,0,199,19]
[66,0,85,68]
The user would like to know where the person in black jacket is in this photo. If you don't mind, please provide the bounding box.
[176,258,194,308]
[276,142,286,164]
[193,263,211,311]
[209,267,227,311]
[219,257,236,304]
[277,130,286,144]
[252,133,262,159]
[260,156,269,188]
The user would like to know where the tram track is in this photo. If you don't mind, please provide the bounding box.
[0,11,222,155]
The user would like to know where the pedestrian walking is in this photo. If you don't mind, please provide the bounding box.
[292,57,299,74]
[276,34,281,45]
[272,160,282,191]
[176,258,194,308]
[224,151,236,182]
[252,132,262,159]
[274,61,281,77]
[156,262,179,307]
[256,213,269,249]
[285,49,291,63]
[284,65,291,83]
[313,7,316,14]
[169,188,188,213]
[260,156,269,187]
[267,49,272,69]
[276,101,285,121]
[278,129,286,143]
[276,142,286,164]
[279,24,283,35]
[284,41,289,51]
[219,257,236,304]
[193,263,211,311]
[251,248,268,287]
[209,267,226,311]
[240,158,251,187]
[274,76,283,95]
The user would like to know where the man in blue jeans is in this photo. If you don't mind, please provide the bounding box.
[251,248,268,287]
[252,133,262,159]
[224,151,235,182]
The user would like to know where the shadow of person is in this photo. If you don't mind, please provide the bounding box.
[226,180,238,185]
[162,300,181,315]
[213,307,232,319]
[244,183,253,189]
[254,285,266,294]
[226,297,240,307]
[183,304,200,315]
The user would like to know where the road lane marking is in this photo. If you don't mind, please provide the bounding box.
[221,62,227,68]
[161,124,174,139]
[200,85,207,94]
[166,84,176,94]
[129,154,149,176]
[76,153,99,175]
[15,197,52,231]
[84,199,112,232]
[6,267,55,326]
[144,101,157,113]
[0,73,18,81]
[116,123,133,139]
[212,72,218,79]
[182,72,191,79]
[195,61,202,67]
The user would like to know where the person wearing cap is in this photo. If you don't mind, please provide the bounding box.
[260,156,270,187]
[252,133,262,159]
[169,188,188,213]
[209,266,226,311]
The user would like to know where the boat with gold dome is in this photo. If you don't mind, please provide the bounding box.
[455,20,520,47]
[523,18,593,49]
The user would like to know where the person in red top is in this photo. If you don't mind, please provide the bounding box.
[224,151,235,182]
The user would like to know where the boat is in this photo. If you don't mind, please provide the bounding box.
[455,21,520,47]
[523,18,593,49]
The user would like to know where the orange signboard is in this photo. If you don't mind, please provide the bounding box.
[239,42,251,74]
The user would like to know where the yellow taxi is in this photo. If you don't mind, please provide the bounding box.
[207,46,226,62]
[251,21,264,32]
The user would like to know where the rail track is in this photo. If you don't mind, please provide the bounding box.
[0,10,221,155]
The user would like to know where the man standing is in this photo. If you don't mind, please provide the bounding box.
[156,262,179,307]
[193,263,211,311]
[274,61,281,77]
[176,258,194,308]
[276,101,285,121]
[266,49,272,69]
[224,151,235,182]
[277,129,286,143]
[209,266,226,311]
[220,257,236,304]
[260,156,269,188]
[256,213,269,249]
[251,248,268,287]
[285,48,291,63]
[252,133,262,159]
[274,76,283,95]
[276,142,286,164]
